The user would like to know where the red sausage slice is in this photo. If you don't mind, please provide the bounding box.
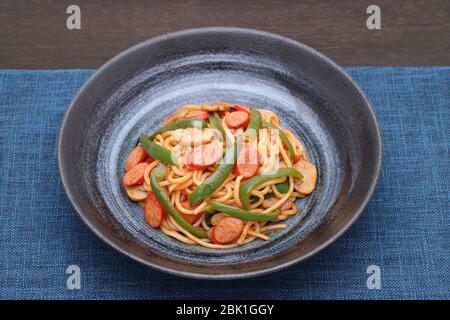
[210,217,244,244]
[183,151,206,170]
[233,104,250,114]
[144,192,166,228]
[234,143,259,179]
[186,110,209,120]
[125,145,148,172]
[180,201,203,224]
[184,141,223,170]
[180,213,203,225]
[225,111,250,129]
[123,162,148,186]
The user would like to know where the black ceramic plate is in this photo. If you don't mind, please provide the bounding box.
[58,27,382,279]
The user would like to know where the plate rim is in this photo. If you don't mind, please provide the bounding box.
[57,26,383,280]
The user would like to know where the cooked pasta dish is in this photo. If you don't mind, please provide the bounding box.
[122,103,317,248]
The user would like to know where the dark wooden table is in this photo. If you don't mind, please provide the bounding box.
[1,0,449,68]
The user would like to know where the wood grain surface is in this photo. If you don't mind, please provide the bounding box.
[1,0,449,68]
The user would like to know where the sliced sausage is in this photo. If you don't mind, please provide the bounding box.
[180,213,203,225]
[186,110,209,120]
[123,162,148,186]
[183,141,223,170]
[180,201,203,224]
[144,192,166,228]
[233,104,250,113]
[210,217,244,244]
[280,197,295,210]
[124,184,148,201]
[183,151,204,170]
[173,128,215,146]
[262,197,278,209]
[225,111,250,129]
[234,143,259,179]
[210,213,227,226]
[293,159,317,195]
[125,144,148,172]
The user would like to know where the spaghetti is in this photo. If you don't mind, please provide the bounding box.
[122,103,317,248]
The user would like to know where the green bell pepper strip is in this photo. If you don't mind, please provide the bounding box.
[204,210,216,227]
[208,201,280,221]
[261,121,295,159]
[264,182,289,199]
[208,112,226,142]
[150,164,206,239]
[188,136,241,206]
[249,195,260,204]
[148,119,208,140]
[239,168,303,210]
[275,181,290,194]
[140,134,178,165]
[245,108,262,139]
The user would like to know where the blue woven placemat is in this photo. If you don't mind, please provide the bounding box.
[0,67,449,300]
